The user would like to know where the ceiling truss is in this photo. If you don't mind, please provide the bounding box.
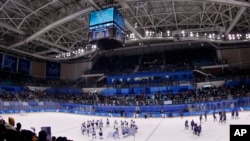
[0,0,249,61]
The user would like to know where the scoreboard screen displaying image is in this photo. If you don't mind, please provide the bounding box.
[88,7,125,49]
[89,7,114,27]
[113,8,125,30]
[89,7,125,30]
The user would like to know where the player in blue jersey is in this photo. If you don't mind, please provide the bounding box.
[185,120,189,129]
[191,119,194,130]
[213,112,217,122]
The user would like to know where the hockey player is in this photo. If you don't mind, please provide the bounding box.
[92,128,96,139]
[113,128,119,139]
[235,110,239,119]
[131,120,135,128]
[193,123,197,135]
[99,128,103,139]
[114,120,118,129]
[106,118,110,127]
[99,119,103,129]
[213,112,217,122]
[121,120,124,128]
[199,114,203,124]
[134,124,138,130]
[219,112,223,123]
[185,120,189,129]
[191,119,194,130]
[231,110,235,119]
[86,126,90,137]
[122,127,127,136]
[95,120,99,129]
[125,121,129,128]
[81,122,86,134]
[204,112,207,121]
[91,120,95,128]
[223,113,227,123]
[197,124,202,136]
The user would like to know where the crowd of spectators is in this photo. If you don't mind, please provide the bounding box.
[0,116,72,141]
[1,83,250,106]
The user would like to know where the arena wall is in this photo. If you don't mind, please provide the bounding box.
[220,47,250,69]
[61,61,91,80]
[30,60,46,78]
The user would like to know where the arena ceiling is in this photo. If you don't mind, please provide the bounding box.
[0,0,250,61]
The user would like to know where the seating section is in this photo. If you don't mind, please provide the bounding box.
[88,55,139,75]
[138,47,217,72]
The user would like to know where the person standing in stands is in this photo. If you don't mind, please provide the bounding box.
[38,130,47,141]
[16,122,22,132]
[51,136,56,141]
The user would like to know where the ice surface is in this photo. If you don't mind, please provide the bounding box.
[1,111,250,141]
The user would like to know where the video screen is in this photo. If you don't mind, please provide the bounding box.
[89,7,114,27]
[89,7,125,31]
[114,8,125,31]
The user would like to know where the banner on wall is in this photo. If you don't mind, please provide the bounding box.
[18,58,31,74]
[46,62,61,79]
[163,100,173,105]
[0,54,2,68]
[3,55,17,72]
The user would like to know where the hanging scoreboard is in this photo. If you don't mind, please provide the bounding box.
[88,7,125,49]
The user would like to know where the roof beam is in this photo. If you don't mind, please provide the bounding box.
[35,48,61,55]
[17,0,59,29]
[124,0,250,7]
[199,0,250,7]
[0,22,25,34]
[117,0,143,39]
[0,0,10,11]
[0,44,49,60]
[0,21,68,54]
[225,7,246,36]
[172,1,178,30]
[8,7,93,49]
[35,38,71,52]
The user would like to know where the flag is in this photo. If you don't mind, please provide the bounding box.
[3,55,17,72]
[46,62,61,79]
[18,58,31,74]
[127,128,136,136]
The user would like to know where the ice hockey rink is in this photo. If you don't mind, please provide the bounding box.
[1,111,250,141]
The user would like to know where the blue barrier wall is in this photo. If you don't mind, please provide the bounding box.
[224,79,250,87]
[0,85,25,93]
[1,97,250,118]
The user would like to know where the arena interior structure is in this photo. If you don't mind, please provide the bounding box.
[1,0,250,140]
